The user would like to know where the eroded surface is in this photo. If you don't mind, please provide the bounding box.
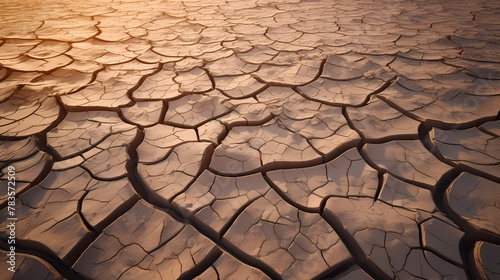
[1,0,499,279]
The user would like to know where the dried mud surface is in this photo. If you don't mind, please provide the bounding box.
[0,0,499,279]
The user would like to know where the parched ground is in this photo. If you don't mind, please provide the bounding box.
[0,0,499,279]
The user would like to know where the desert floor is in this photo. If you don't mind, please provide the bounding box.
[0,0,499,279]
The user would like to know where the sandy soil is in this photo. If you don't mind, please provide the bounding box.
[0,0,499,279]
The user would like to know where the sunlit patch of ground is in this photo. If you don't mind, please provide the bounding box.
[0,0,499,279]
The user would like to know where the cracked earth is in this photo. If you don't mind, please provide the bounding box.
[0,0,499,279]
